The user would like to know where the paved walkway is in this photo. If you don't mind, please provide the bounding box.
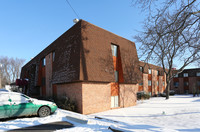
[8,121,74,132]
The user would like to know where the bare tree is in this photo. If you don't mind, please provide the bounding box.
[0,56,25,87]
[133,0,200,99]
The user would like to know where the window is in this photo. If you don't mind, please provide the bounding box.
[42,77,46,86]
[52,51,55,62]
[139,82,143,86]
[139,67,143,72]
[148,80,152,86]
[42,58,46,66]
[111,96,119,108]
[148,69,152,74]
[114,71,118,82]
[174,82,179,87]
[174,74,178,78]
[196,72,200,77]
[198,81,200,86]
[163,82,165,86]
[183,73,188,77]
[111,44,118,57]
[184,82,189,86]
[157,70,159,76]
[10,93,29,103]
[157,81,159,86]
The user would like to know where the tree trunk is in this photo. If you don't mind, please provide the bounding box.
[166,80,170,100]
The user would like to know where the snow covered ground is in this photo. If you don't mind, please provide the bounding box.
[93,95,200,132]
[0,95,200,132]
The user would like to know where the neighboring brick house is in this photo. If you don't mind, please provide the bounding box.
[138,61,166,96]
[20,20,142,114]
[171,68,200,94]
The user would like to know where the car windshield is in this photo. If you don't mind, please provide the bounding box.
[21,94,30,99]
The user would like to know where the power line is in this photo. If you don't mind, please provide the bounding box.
[65,0,80,19]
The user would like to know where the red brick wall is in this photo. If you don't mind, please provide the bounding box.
[56,82,83,113]
[45,53,53,97]
[143,74,148,92]
[119,84,137,108]
[82,82,111,114]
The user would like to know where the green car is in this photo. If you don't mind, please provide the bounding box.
[0,89,57,119]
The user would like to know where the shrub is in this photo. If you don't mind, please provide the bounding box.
[137,91,150,100]
[53,96,77,112]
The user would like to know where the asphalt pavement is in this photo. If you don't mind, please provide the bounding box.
[8,121,74,132]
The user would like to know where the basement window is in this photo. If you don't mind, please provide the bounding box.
[111,96,119,108]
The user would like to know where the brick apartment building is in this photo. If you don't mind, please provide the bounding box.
[138,61,166,96]
[20,20,144,114]
[171,68,200,94]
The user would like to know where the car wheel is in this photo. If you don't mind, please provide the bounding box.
[38,106,51,117]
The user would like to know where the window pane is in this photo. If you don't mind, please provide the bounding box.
[196,72,200,77]
[114,96,119,107]
[140,67,143,72]
[198,81,200,86]
[111,45,118,57]
[148,80,151,86]
[174,74,178,77]
[174,82,179,87]
[42,58,46,66]
[52,51,55,62]
[111,96,119,108]
[184,82,188,86]
[115,71,118,82]
[148,69,151,74]
[111,96,115,108]
[183,73,188,77]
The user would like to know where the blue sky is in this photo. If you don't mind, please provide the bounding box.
[0,0,145,64]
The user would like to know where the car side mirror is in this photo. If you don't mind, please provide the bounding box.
[28,99,33,103]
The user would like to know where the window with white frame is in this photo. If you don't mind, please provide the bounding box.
[111,96,119,108]
[183,73,188,77]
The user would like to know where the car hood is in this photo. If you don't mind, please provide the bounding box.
[31,98,55,105]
